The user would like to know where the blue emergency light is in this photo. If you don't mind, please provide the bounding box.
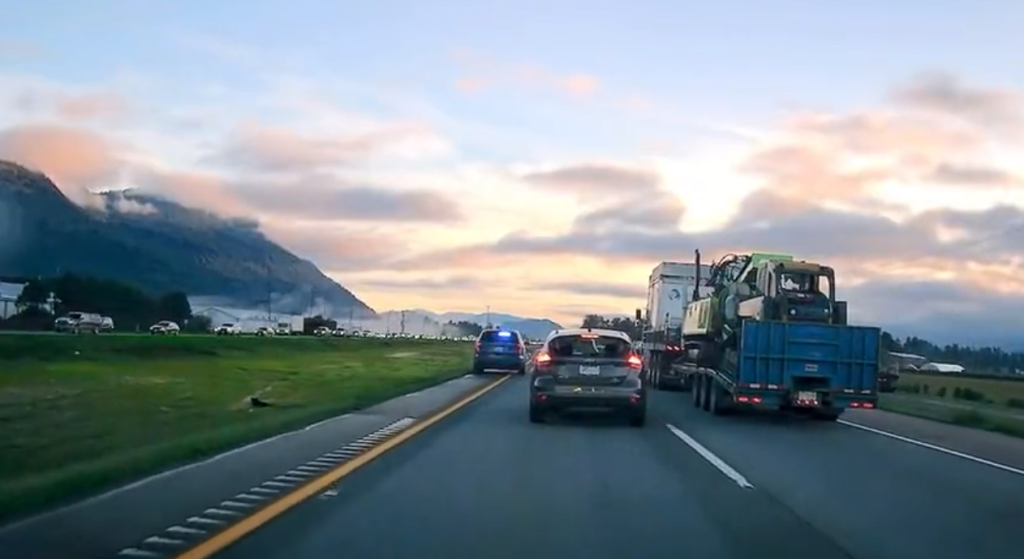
[497,330,512,337]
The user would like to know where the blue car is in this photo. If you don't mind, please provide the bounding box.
[473,329,528,374]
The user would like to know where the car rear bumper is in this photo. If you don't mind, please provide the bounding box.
[531,387,645,411]
[474,356,526,371]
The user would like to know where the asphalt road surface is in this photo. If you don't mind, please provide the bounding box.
[209,375,1024,559]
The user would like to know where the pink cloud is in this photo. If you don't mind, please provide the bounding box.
[451,50,601,98]
[0,123,123,205]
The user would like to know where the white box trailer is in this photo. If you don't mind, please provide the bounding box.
[638,261,713,392]
[644,262,713,331]
[276,315,305,334]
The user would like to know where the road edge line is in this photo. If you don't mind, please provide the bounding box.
[838,419,1024,477]
[170,374,512,559]
[665,423,754,489]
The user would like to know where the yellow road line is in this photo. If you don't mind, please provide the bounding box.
[172,374,512,559]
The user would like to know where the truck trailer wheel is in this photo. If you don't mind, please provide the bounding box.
[700,377,712,412]
[709,382,731,415]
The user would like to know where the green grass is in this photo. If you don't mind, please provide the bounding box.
[880,372,1024,440]
[0,334,473,523]
[896,372,1024,403]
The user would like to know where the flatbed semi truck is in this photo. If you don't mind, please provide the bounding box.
[639,250,881,420]
[676,320,880,420]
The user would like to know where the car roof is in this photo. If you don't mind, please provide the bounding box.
[545,328,631,343]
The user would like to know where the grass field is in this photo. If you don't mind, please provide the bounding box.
[881,372,1024,439]
[0,334,473,522]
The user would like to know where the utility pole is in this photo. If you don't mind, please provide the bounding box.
[485,305,491,328]
[400,310,407,335]
[348,308,354,329]
[266,269,273,322]
[386,313,391,335]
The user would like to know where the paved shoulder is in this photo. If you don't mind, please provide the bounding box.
[215,376,851,559]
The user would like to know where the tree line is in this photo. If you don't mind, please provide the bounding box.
[581,313,1024,375]
[0,273,206,332]
[446,320,484,337]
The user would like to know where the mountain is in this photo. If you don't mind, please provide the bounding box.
[0,160,374,316]
[353,309,563,339]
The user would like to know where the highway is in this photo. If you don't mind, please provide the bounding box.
[203,375,1024,559]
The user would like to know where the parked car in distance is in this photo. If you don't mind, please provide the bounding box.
[54,312,104,334]
[149,320,181,335]
[255,326,275,337]
[313,326,332,337]
[215,323,241,336]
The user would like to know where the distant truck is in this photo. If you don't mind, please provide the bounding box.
[635,261,712,390]
[675,250,880,420]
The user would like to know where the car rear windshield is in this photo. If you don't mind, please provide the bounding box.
[548,334,631,359]
[479,330,519,344]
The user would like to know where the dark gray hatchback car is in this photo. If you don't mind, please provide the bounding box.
[529,328,646,427]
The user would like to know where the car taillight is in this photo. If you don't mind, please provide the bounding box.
[474,341,481,352]
[627,354,643,369]
[535,351,552,366]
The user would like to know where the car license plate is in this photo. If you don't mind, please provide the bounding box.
[579,365,600,376]
[557,386,598,394]
[797,391,817,401]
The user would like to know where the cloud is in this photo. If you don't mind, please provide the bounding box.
[844,279,1024,349]
[5,49,1024,347]
[535,281,647,300]
[353,275,484,292]
[926,163,1023,188]
[13,90,130,121]
[137,170,463,224]
[383,73,1024,344]
[236,176,464,223]
[521,162,684,234]
[890,71,1024,132]
[260,221,407,273]
[522,163,660,196]
[0,124,123,206]
[209,122,448,173]
[451,50,601,98]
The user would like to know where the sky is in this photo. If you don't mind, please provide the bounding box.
[2,0,1024,346]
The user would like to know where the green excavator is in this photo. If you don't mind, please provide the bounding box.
[680,250,848,367]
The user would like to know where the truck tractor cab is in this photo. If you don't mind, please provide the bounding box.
[730,259,847,326]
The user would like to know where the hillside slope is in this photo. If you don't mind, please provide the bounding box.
[0,160,374,316]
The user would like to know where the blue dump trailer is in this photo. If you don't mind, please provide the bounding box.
[673,320,881,420]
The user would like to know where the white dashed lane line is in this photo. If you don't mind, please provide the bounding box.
[112,417,417,558]
[665,423,755,490]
